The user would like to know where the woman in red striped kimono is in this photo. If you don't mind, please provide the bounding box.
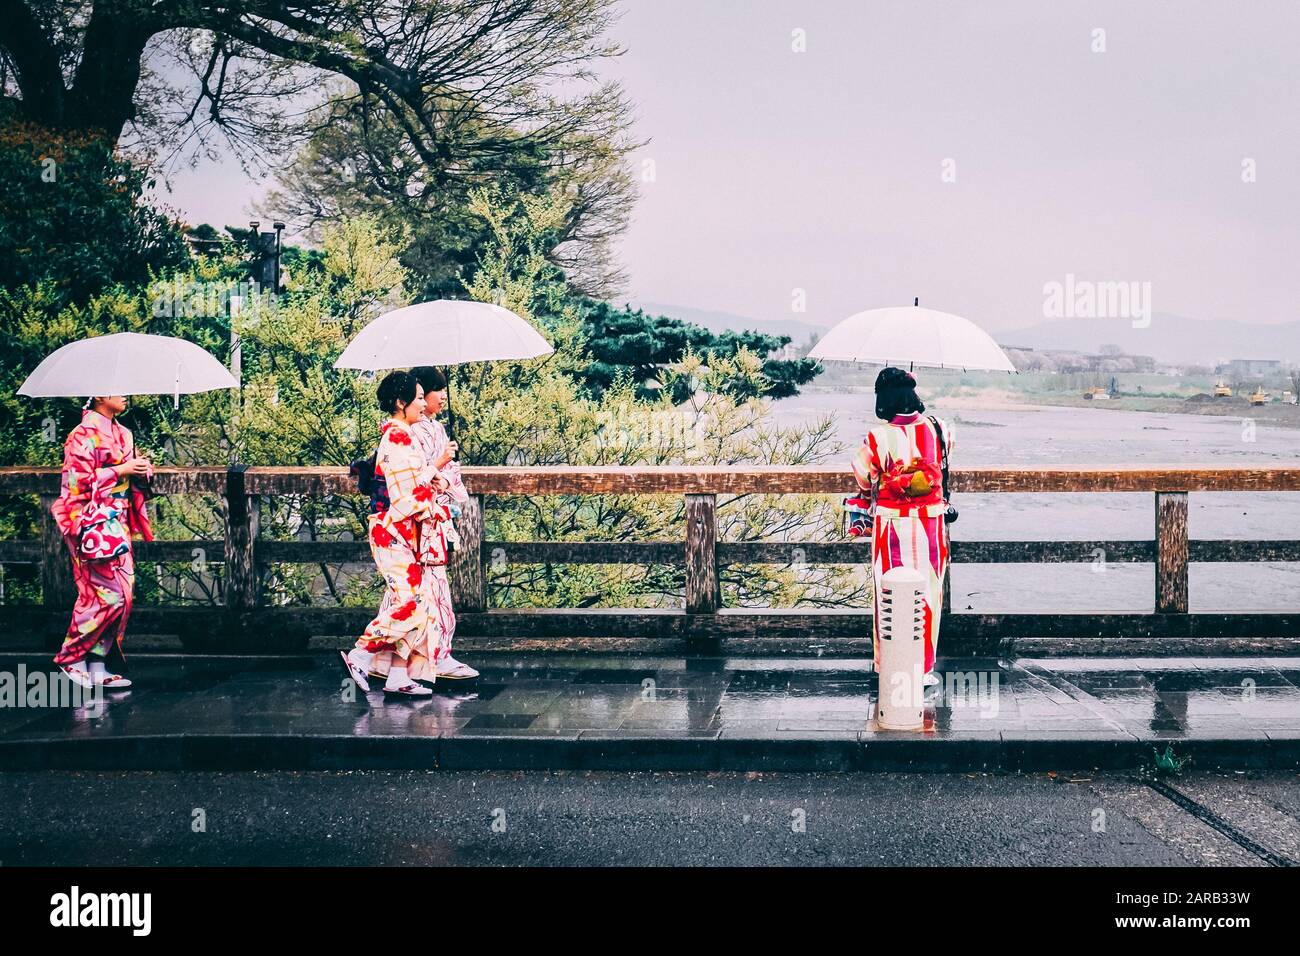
[851,367,954,685]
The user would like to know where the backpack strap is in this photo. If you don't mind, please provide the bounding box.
[928,415,949,504]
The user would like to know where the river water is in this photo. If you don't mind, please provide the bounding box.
[770,389,1300,613]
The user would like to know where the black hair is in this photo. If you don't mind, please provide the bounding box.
[376,370,418,414]
[874,366,925,421]
[409,366,447,393]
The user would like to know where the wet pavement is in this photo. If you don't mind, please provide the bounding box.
[1,653,1298,771]
[1,768,1296,866]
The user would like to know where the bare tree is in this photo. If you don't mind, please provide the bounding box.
[1,0,628,172]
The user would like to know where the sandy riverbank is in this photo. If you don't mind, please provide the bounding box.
[808,384,1300,428]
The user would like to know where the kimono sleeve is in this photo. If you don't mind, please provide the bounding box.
[424,420,469,504]
[440,460,469,505]
[51,426,120,537]
[850,432,882,492]
[68,428,120,497]
[378,436,449,524]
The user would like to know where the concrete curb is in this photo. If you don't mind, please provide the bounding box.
[0,732,1294,773]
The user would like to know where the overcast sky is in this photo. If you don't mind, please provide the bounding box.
[159,0,1300,335]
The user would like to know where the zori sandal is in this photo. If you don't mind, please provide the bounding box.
[434,656,480,680]
[339,650,372,693]
[59,665,94,689]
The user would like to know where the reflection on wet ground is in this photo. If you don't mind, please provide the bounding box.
[1,652,1297,745]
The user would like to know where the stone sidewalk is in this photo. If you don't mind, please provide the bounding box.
[1,653,1298,771]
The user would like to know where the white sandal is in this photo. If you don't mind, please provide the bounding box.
[59,665,94,689]
[93,672,132,689]
[435,655,480,680]
[383,681,433,697]
[339,650,371,692]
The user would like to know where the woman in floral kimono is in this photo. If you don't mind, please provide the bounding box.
[408,366,477,680]
[51,395,154,689]
[851,367,954,686]
[340,371,454,697]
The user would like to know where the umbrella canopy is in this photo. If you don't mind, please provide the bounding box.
[335,300,553,371]
[18,332,238,399]
[808,304,1015,372]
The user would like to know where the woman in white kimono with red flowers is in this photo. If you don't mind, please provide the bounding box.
[340,372,454,697]
[408,365,477,680]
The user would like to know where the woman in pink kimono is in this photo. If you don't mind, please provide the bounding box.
[51,396,154,689]
[851,368,954,686]
[408,366,477,680]
[340,371,454,697]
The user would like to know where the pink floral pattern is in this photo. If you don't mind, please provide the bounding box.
[52,410,150,665]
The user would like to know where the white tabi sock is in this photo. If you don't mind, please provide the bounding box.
[88,660,108,678]
[385,665,410,689]
[349,648,374,670]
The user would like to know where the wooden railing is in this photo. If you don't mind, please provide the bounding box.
[0,465,1297,653]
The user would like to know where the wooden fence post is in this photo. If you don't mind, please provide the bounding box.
[224,465,260,611]
[685,493,720,614]
[448,493,486,612]
[39,493,75,611]
[1155,491,1189,614]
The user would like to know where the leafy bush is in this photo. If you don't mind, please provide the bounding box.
[0,121,189,304]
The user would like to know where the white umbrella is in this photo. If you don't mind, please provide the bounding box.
[808,302,1015,372]
[18,332,238,406]
[334,299,553,370]
[335,299,554,437]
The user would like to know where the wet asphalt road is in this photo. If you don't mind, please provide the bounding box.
[1,769,1297,866]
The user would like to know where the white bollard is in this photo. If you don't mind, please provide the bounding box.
[876,566,927,730]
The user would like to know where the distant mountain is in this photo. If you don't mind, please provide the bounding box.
[998,313,1300,365]
[627,301,827,346]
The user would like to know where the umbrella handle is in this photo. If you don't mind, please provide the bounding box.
[445,373,456,444]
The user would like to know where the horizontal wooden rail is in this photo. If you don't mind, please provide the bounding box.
[0,467,228,496]
[0,464,1296,652]
[6,465,1300,496]
[462,465,1300,495]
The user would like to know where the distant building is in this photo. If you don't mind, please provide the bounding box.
[998,344,1156,375]
[1219,358,1282,379]
[1081,352,1155,373]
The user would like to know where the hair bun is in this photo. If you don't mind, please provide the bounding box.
[874,366,917,391]
[873,365,925,420]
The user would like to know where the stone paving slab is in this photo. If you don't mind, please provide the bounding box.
[0,652,1297,771]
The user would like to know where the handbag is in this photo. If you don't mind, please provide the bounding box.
[843,496,872,537]
[78,499,131,561]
